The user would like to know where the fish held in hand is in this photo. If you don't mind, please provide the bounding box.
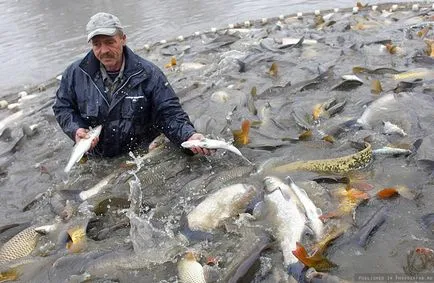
[64,125,102,173]
[181,138,251,163]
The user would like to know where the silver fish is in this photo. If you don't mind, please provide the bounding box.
[187,183,257,232]
[264,176,306,266]
[372,146,412,156]
[383,121,407,136]
[64,125,102,173]
[181,138,252,164]
[285,176,324,239]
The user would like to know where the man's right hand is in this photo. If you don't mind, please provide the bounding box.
[75,128,99,150]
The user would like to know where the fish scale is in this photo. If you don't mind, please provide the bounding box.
[272,142,372,174]
[177,253,206,283]
[0,226,41,264]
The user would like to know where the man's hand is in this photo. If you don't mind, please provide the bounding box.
[187,133,214,156]
[75,128,99,150]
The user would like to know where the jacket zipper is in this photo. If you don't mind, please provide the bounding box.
[80,68,110,106]
[80,68,145,110]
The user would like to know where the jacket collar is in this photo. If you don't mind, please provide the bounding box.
[79,46,145,79]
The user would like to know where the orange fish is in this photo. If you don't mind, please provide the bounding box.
[164,56,177,68]
[415,247,434,256]
[323,187,369,219]
[312,103,323,120]
[385,43,397,54]
[356,2,367,8]
[376,188,399,199]
[311,225,346,255]
[299,129,312,141]
[292,242,337,272]
[233,120,251,145]
[321,135,335,144]
[268,62,278,76]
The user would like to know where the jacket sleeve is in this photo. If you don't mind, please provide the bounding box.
[150,70,196,146]
[52,66,89,141]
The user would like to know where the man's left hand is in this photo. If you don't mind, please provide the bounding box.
[187,133,214,156]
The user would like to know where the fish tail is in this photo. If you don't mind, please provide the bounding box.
[0,268,19,282]
[233,120,251,145]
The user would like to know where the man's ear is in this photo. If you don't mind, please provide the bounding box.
[122,34,127,46]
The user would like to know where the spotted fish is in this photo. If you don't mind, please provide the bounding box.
[0,225,55,264]
[177,251,206,283]
[271,142,372,174]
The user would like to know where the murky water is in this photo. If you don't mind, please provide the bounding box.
[0,0,409,95]
[1,1,434,283]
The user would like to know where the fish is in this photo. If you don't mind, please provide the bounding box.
[356,93,415,129]
[292,242,337,272]
[271,142,372,174]
[372,146,412,157]
[320,187,369,220]
[246,88,258,116]
[353,66,402,75]
[64,225,88,253]
[393,68,434,81]
[181,138,251,163]
[177,251,206,283]
[371,79,383,95]
[222,228,271,283]
[64,125,102,173]
[232,120,251,145]
[0,110,24,137]
[331,75,363,91]
[265,176,323,239]
[285,176,324,239]
[186,184,258,233]
[354,206,387,248]
[263,177,306,266]
[0,224,56,264]
[376,188,399,199]
[268,62,278,76]
[383,121,407,136]
[164,56,177,68]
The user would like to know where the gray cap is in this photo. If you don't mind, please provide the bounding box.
[86,12,123,42]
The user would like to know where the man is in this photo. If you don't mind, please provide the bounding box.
[53,12,210,157]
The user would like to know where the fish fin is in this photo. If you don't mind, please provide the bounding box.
[0,268,20,282]
[412,138,423,152]
[376,188,399,199]
[233,120,251,145]
[285,175,295,185]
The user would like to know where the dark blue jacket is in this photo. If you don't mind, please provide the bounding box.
[53,46,196,157]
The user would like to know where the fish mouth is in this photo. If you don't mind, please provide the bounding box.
[65,226,87,253]
[263,176,281,193]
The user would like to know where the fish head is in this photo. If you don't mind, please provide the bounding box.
[65,225,87,253]
[263,176,283,193]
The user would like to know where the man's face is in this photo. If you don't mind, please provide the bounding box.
[91,34,126,71]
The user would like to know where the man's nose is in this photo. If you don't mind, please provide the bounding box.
[100,43,110,53]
